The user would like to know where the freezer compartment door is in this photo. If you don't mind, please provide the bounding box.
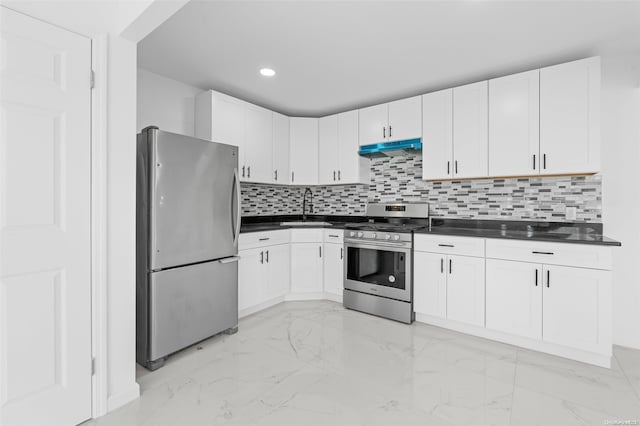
[149,258,239,361]
[149,129,239,270]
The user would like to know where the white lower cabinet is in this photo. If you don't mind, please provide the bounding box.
[486,259,542,340]
[413,251,447,318]
[238,247,266,313]
[323,242,344,298]
[542,264,610,354]
[446,255,485,327]
[265,244,291,300]
[290,242,324,294]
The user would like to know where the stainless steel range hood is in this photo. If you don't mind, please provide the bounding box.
[358,138,422,158]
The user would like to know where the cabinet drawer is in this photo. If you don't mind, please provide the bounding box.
[323,229,343,244]
[239,229,290,250]
[414,234,485,257]
[485,239,612,270]
[290,228,324,243]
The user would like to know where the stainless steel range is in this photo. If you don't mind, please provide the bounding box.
[343,203,429,324]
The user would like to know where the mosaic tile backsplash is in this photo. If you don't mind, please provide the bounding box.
[241,154,602,223]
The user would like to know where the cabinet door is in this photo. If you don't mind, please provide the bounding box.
[358,103,388,145]
[238,248,265,312]
[413,251,447,318]
[540,57,600,175]
[422,89,453,180]
[388,95,422,142]
[245,105,273,183]
[323,243,344,296]
[486,259,542,340]
[318,114,338,185]
[272,112,290,184]
[543,265,611,353]
[290,243,323,294]
[489,70,540,177]
[210,92,247,167]
[453,81,488,179]
[289,117,319,185]
[337,110,367,184]
[265,244,290,300]
[446,255,485,326]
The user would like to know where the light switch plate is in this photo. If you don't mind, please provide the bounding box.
[565,206,577,220]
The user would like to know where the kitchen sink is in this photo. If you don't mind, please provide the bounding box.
[280,221,333,227]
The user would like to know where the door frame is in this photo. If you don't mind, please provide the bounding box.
[90,34,109,419]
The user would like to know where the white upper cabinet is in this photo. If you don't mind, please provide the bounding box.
[358,96,421,145]
[245,104,273,183]
[358,103,388,146]
[387,96,422,142]
[319,111,369,185]
[272,112,290,184]
[489,70,540,177]
[338,110,369,184]
[540,57,601,175]
[422,89,453,180]
[318,114,339,185]
[452,81,488,179]
[289,117,319,185]
[195,90,273,183]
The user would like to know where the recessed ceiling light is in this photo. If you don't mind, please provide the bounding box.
[260,68,276,77]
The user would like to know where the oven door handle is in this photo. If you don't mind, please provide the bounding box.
[343,239,411,249]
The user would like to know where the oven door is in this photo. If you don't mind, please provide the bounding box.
[344,239,412,302]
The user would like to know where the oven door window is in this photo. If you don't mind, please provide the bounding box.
[346,247,406,290]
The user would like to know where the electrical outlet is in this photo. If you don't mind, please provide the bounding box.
[565,206,577,221]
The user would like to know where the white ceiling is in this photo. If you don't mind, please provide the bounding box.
[138,0,640,117]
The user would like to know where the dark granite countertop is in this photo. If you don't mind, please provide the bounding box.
[416,219,621,247]
[240,216,621,246]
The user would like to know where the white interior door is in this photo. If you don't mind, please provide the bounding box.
[0,6,92,426]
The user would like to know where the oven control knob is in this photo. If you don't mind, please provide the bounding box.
[349,231,356,237]
[357,232,364,238]
[385,234,391,240]
[371,233,377,239]
[393,234,400,241]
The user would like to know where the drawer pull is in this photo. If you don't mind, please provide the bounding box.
[328,234,340,238]
[259,237,270,241]
[438,244,454,248]
[532,251,554,255]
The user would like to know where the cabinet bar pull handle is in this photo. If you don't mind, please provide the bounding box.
[447,161,450,175]
[455,161,458,175]
[438,244,454,248]
[274,169,278,181]
[547,270,550,288]
[333,170,336,181]
[242,165,245,178]
[329,234,339,238]
[260,251,264,264]
[389,126,392,138]
[449,259,452,274]
[441,258,444,273]
[259,237,270,241]
[383,127,386,138]
[533,154,536,170]
[291,171,294,182]
[532,251,554,255]
[543,154,547,169]
[535,269,538,286]
[340,248,343,259]
[265,250,269,263]
[338,170,341,181]
[247,166,251,178]
[319,246,322,258]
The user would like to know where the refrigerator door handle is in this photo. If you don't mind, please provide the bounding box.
[232,168,241,245]
[219,256,240,264]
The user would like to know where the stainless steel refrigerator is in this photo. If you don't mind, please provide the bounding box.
[136,126,240,370]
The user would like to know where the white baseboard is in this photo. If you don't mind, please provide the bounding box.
[285,292,325,301]
[323,292,342,303]
[106,383,140,413]
[239,296,285,318]
[415,313,611,368]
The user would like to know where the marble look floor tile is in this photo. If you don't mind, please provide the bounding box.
[91,301,640,426]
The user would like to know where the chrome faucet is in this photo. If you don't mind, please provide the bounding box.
[302,187,314,221]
